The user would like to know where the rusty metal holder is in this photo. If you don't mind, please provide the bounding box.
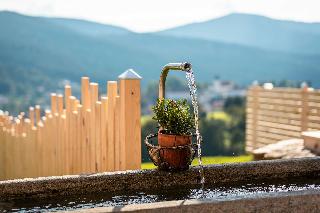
[145,133,198,170]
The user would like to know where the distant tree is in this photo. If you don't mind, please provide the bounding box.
[223,96,246,155]
[141,118,158,162]
[200,119,227,156]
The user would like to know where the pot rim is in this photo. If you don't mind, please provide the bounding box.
[158,129,192,137]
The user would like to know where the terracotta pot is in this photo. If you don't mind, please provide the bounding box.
[158,130,192,171]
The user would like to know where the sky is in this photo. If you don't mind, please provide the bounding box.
[0,0,320,32]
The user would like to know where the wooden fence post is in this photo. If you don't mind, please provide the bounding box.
[101,97,108,172]
[114,96,120,171]
[119,69,142,170]
[82,77,90,110]
[95,101,102,172]
[301,86,309,132]
[89,83,98,172]
[29,107,35,128]
[107,81,117,171]
[64,85,72,174]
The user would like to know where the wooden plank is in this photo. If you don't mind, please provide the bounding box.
[47,113,54,176]
[256,130,295,141]
[68,96,76,174]
[255,114,301,126]
[76,104,83,174]
[11,129,17,179]
[256,120,301,131]
[257,91,301,99]
[36,121,44,177]
[71,110,79,174]
[85,109,91,173]
[59,114,66,175]
[308,102,320,109]
[114,96,120,171]
[246,133,278,146]
[79,106,86,174]
[30,126,37,177]
[247,100,301,109]
[51,93,57,115]
[258,98,302,106]
[95,101,101,172]
[308,109,319,116]
[107,81,117,171]
[256,136,282,146]
[255,126,301,138]
[301,86,309,131]
[4,128,11,179]
[119,77,141,170]
[65,85,72,111]
[308,119,320,125]
[22,119,30,178]
[57,94,64,115]
[29,107,35,128]
[255,103,301,113]
[100,97,108,172]
[308,122,320,129]
[35,105,41,126]
[308,114,320,120]
[20,133,27,178]
[89,83,98,172]
[257,110,301,120]
[247,86,259,151]
[82,77,91,110]
[64,85,72,174]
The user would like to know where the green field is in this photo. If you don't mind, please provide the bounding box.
[206,111,231,122]
[141,155,253,170]
[141,115,153,125]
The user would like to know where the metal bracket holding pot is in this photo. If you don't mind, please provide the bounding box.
[144,133,198,170]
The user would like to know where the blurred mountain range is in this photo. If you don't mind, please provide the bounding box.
[0,11,320,112]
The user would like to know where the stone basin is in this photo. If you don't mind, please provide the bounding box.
[0,157,320,212]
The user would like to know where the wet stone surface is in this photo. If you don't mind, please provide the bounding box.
[1,176,320,212]
[0,157,319,202]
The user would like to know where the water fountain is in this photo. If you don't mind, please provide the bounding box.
[145,62,204,176]
[0,63,320,212]
[145,62,204,189]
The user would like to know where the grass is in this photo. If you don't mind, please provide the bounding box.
[141,155,253,170]
[206,111,231,122]
[141,115,153,125]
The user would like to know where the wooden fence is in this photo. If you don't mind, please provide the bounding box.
[246,85,320,152]
[0,70,142,180]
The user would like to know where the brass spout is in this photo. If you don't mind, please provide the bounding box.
[159,62,192,99]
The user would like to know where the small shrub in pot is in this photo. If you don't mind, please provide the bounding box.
[151,98,195,170]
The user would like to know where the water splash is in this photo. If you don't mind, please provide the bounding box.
[185,70,205,189]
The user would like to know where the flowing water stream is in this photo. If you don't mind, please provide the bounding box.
[185,70,205,189]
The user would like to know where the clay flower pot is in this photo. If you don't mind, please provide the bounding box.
[158,130,192,171]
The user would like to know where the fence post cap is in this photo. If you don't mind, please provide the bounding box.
[118,69,142,80]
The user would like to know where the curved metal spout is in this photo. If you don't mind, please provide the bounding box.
[159,62,192,99]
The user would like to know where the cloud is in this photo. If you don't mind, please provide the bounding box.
[0,0,319,32]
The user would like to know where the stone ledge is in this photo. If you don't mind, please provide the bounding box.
[0,157,320,201]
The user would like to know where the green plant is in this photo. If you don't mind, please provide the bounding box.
[152,98,195,135]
